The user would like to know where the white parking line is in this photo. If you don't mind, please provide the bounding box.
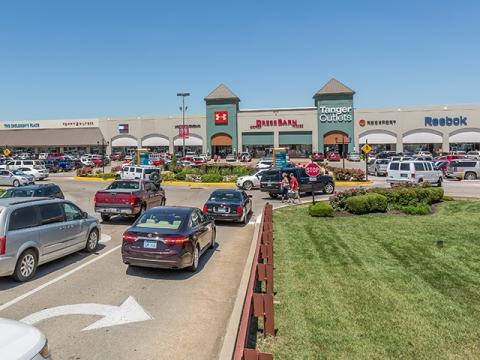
[0,245,121,313]
[100,234,112,243]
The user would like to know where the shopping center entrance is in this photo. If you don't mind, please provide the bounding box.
[211,133,232,157]
[323,131,350,156]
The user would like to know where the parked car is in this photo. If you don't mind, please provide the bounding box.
[387,161,443,186]
[255,159,273,169]
[434,160,450,175]
[199,153,211,161]
[376,151,397,159]
[16,166,48,181]
[236,169,267,190]
[111,152,125,161]
[94,179,166,222]
[466,151,480,160]
[0,318,51,359]
[122,206,215,272]
[0,184,64,199]
[446,160,480,180]
[0,169,30,187]
[367,159,390,176]
[347,152,361,161]
[117,165,161,181]
[11,169,35,184]
[327,152,341,161]
[38,153,49,160]
[311,152,324,162]
[260,167,335,198]
[239,152,252,162]
[226,154,236,162]
[203,189,253,224]
[45,159,60,173]
[192,156,207,164]
[0,197,100,281]
[178,160,196,167]
[413,156,434,162]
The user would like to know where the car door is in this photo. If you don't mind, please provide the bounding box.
[194,209,210,251]
[149,181,164,207]
[242,191,252,214]
[0,170,10,185]
[62,202,88,248]
[37,202,69,259]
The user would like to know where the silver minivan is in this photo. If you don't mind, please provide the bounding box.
[387,161,443,187]
[0,198,100,282]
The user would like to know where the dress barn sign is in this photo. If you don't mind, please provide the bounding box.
[250,118,304,130]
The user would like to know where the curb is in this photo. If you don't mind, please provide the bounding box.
[73,176,115,181]
[162,181,236,186]
[218,213,263,360]
[335,180,374,186]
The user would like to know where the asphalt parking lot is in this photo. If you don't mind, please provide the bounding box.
[0,174,477,359]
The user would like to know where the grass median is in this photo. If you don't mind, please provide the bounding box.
[260,200,480,359]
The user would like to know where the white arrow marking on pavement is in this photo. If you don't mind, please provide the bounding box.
[100,234,112,243]
[20,296,153,331]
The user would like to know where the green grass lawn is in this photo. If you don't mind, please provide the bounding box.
[259,200,480,359]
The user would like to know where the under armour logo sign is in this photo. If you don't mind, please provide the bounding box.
[214,111,228,124]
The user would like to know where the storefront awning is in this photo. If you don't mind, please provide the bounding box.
[403,132,442,144]
[112,136,138,147]
[279,131,312,145]
[174,136,203,146]
[449,131,480,143]
[0,128,104,147]
[242,132,274,145]
[359,132,397,144]
[142,136,169,147]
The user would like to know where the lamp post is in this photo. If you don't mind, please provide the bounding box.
[177,92,190,158]
[97,139,109,174]
[335,136,351,169]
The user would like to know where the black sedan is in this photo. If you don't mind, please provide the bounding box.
[122,206,216,272]
[203,189,253,224]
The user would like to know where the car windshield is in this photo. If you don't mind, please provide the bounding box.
[1,188,34,198]
[12,170,26,176]
[136,210,186,230]
[209,191,241,201]
[107,181,140,190]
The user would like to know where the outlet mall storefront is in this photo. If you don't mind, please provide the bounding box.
[1,79,479,157]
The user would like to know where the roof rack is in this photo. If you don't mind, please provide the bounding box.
[10,197,53,205]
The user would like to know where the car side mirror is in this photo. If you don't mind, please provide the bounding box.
[82,211,88,219]
[248,194,253,198]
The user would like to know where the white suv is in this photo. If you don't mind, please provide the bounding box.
[237,169,267,190]
[387,161,442,187]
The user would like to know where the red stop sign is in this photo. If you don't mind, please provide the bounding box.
[305,163,321,177]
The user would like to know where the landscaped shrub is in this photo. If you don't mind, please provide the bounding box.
[111,165,122,172]
[396,203,432,215]
[175,172,187,180]
[76,167,93,176]
[222,175,237,182]
[346,193,388,214]
[367,186,444,206]
[232,166,250,176]
[325,166,366,181]
[308,202,334,217]
[185,174,202,182]
[201,173,223,183]
[329,188,367,211]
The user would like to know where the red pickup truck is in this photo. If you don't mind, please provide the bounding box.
[94,179,166,222]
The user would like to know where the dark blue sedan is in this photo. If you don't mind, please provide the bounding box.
[203,189,253,224]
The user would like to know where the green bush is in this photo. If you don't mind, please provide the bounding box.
[346,193,388,215]
[175,171,187,180]
[308,202,334,217]
[233,166,250,176]
[329,188,367,211]
[161,171,176,181]
[397,203,432,215]
[367,186,444,207]
[443,195,454,201]
[201,173,223,183]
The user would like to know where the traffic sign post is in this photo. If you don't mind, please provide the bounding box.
[305,163,321,204]
[362,141,371,181]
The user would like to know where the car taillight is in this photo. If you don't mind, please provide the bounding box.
[163,236,189,245]
[203,204,208,213]
[122,232,137,242]
[411,173,415,178]
[0,236,6,255]
[129,193,136,207]
[236,206,243,214]
[93,193,98,205]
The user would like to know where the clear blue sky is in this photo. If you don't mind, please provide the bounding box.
[0,0,478,120]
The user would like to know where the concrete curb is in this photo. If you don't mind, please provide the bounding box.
[218,213,263,360]
[73,176,115,181]
[335,180,373,186]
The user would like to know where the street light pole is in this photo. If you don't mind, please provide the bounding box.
[177,92,190,158]
[97,139,109,174]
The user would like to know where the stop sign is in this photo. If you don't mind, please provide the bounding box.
[305,162,321,177]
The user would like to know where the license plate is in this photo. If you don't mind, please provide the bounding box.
[400,174,408,178]
[106,208,117,212]
[216,207,227,213]
[144,240,157,249]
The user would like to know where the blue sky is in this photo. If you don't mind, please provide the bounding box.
[0,0,478,120]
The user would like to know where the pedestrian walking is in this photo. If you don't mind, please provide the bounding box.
[281,172,290,203]
[289,173,300,204]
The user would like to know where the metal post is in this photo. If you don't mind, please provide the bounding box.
[365,140,369,181]
[182,96,186,158]
[102,139,105,174]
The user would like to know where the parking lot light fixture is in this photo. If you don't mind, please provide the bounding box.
[177,92,190,158]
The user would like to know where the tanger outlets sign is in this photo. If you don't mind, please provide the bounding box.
[319,106,353,123]
[3,122,40,129]
[425,116,467,127]
[250,119,304,130]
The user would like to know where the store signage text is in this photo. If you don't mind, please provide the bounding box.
[62,120,96,127]
[425,116,467,127]
[3,122,40,129]
[174,124,201,128]
[359,119,397,127]
[319,106,353,123]
[250,119,304,130]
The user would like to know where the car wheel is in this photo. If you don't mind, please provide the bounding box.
[85,228,99,252]
[243,208,248,224]
[161,198,166,206]
[323,182,335,194]
[209,229,216,249]
[243,180,253,190]
[12,179,20,187]
[464,172,477,180]
[101,214,111,222]
[437,177,443,187]
[269,193,279,199]
[12,249,37,282]
[188,245,199,272]
[374,170,378,177]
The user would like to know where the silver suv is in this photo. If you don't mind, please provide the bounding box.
[368,159,389,176]
[0,198,100,282]
[447,160,480,180]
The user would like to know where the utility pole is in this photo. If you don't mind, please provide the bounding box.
[177,92,190,158]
